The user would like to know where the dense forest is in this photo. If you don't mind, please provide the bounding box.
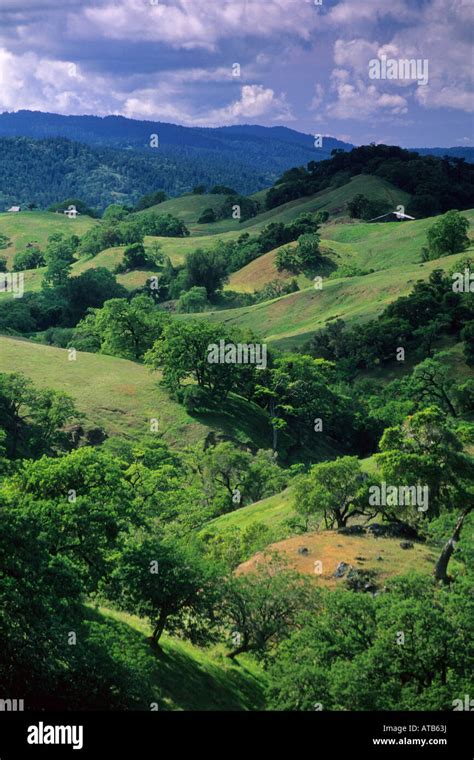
[0,137,271,211]
[267,144,474,218]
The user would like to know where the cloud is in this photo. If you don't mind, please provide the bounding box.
[326,72,408,120]
[204,84,294,125]
[0,0,472,141]
[325,1,474,118]
[0,48,110,113]
[309,84,325,111]
[322,0,415,29]
[397,0,474,111]
[0,46,292,127]
[123,83,294,125]
[71,0,318,49]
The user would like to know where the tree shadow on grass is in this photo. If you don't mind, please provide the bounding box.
[83,607,265,711]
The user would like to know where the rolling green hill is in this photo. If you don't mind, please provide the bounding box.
[188,248,474,350]
[323,209,474,270]
[0,175,416,296]
[137,193,228,228]
[0,336,278,451]
[0,210,97,266]
[191,174,410,237]
[227,209,474,295]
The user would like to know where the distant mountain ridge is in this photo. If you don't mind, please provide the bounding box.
[0,111,472,163]
[0,112,356,210]
[0,111,472,212]
[0,110,350,153]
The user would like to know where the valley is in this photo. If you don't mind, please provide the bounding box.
[0,139,473,715]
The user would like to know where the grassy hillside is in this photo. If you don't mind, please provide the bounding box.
[89,606,264,711]
[194,174,410,237]
[205,488,295,535]
[0,210,97,265]
[197,249,473,350]
[138,193,228,228]
[0,336,279,450]
[135,176,415,274]
[227,243,302,293]
[3,206,473,354]
[229,209,474,295]
[245,174,410,226]
[0,176,418,296]
[323,208,474,270]
[237,531,441,588]
[71,245,157,290]
[204,457,379,538]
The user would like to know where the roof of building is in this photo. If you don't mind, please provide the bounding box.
[368,210,415,222]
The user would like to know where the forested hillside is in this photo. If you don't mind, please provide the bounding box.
[0,137,271,211]
[0,141,472,716]
[0,110,352,160]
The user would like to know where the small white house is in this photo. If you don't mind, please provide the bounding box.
[64,205,80,219]
[7,206,21,213]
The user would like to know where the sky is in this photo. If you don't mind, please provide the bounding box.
[0,0,472,146]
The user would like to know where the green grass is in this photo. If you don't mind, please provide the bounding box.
[144,229,241,266]
[0,336,279,451]
[206,487,296,534]
[0,245,161,299]
[0,210,97,266]
[137,175,410,265]
[191,248,474,350]
[228,209,474,296]
[323,208,474,270]
[204,456,377,537]
[137,193,228,231]
[195,174,410,237]
[0,336,196,444]
[245,174,410,228]
[89,605,265,711]
[0,337,343,461]
[0,177,422,294]
[72,246,157,290]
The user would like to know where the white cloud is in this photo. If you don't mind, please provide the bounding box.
[0,44,291,126]
[204,84,294,125]
[323,0,414,29]
[0,0,471,136]
[326,71,408,121]
[309,83,325,111]
[71,0,317,49]
[326,1,474,117]
[0,48,109,113]
[124,84,295,126]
